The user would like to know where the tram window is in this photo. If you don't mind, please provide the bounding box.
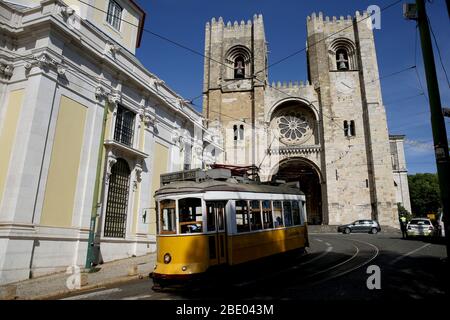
[292,201,301,225]
[159,200,176,234]
[179,198,203,234]
[235,200,250,233]
[283,201,293,227]
[262,200,273,229]
[206,203,216,232]
[273,201,283,228]
[250,200,263,231]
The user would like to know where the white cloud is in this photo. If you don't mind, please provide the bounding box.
[404,139,434,153]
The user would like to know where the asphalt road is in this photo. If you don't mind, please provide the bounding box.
[57,233,448,301]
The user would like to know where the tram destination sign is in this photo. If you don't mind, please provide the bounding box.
[160,169,205,186]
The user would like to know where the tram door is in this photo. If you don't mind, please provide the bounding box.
[206,201,228,266]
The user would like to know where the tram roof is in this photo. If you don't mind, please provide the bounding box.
[155,179,305,197]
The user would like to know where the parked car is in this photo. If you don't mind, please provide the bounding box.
[337,220,381,234]
[406,218,435,237]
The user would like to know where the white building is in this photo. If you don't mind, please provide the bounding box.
[390,135,412,213]
[0,0,219,285]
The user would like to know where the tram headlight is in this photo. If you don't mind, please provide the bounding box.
[182,266,187,271]
[163,253,171,264]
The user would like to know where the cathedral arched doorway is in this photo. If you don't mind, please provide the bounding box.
[271,158,323,225]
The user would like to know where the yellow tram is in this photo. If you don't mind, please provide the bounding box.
[151,166,309,285]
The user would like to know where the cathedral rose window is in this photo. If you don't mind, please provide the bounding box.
[274,112,313,145]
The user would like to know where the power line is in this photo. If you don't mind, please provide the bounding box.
[427,14,450,88]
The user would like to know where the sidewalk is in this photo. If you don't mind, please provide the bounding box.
[0,253,156,300]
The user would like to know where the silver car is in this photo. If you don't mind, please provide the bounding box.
[406,218,435,237]
[337,219,381,234]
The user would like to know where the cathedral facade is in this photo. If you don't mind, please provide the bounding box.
[202,12,405,227]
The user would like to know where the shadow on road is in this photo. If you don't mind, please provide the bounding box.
[152,246,449,301]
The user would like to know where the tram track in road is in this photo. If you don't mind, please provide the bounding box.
[229,234,380,299]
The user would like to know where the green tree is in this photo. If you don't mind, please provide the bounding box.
[397,203,412,221]
[407,173,441,217]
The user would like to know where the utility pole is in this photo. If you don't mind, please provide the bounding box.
[407,0,450,260]
[85,100,109,270]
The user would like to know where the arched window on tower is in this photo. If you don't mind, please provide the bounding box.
[234,56,245,79]
[336,49,349,70]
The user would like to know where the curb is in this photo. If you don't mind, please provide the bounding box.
[21,274,150,300]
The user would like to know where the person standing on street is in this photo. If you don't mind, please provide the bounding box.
[400,215,408,239]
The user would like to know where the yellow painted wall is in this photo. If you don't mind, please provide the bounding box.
[93,0,139,52]
[40,96,87,227]
[0,89,24,204]
[149,142,169,234]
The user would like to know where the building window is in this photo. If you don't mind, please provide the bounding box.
[350,120,355,136]
[344,120,356,137]
[114,105,135,146]
[234,56,245,79]
[329,38,358,71]
[233,124,244,141]
[107,0,122,30]
[336,49,349,70]
[104,158,130,238]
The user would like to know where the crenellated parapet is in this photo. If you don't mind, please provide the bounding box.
[306,10,371,34]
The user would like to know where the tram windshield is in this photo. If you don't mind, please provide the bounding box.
[179,198,203,234]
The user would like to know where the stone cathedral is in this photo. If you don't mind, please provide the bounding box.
[202,12,404,228]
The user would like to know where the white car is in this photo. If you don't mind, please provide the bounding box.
[406,218,435,237]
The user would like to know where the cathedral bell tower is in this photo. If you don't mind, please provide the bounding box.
[202,14,268,166]
[306,11,398,227]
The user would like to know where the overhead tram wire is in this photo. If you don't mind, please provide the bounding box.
[427,14,450,88]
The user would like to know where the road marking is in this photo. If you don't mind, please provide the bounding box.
[316,239,323,242]
[61,288,122,300]
[122,294,153,300]
[325,242,331,246]
[389,243,431,265]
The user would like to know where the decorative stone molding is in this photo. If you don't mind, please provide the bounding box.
[0,62,14,78]
[34,52,56,69]
[139,107,156,128]
[105,157,118,185]
[95,86,108,101]
[269,145,321,156]
[105,42,122,56]
[24,52,59,76]
[107,91,121,105]
[57,64,67,76]
[59,6,75,18]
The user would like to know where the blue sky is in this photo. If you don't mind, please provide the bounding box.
[135,0,450,174]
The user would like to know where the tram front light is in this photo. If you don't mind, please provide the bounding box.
[163,253,171,264]
[182,266,187,271]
